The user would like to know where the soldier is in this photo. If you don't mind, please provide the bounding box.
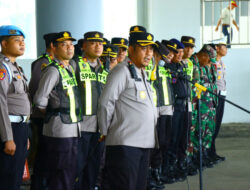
[34,31,82,190]
[0,25,30,190]
[73,31,106,190]
[29,32,57,190]
[98,31,157,190]
[111,37,128,63]
[190,44,217,169]
[209,40,227,163]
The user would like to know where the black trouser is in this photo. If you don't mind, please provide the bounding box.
[168,106,185,161]
[210,95,226,155]
[178,111,192,160]
[102,145,150,190]
[30,118,48,190]
[75,132,104,190]
[150,115,171,169]
[43,136,78,190]
[0,122,28,190]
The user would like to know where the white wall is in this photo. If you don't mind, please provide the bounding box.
[222,49,250,123]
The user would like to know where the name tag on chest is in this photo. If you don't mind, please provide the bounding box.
[62,78,76,89]
[80,71,97,81]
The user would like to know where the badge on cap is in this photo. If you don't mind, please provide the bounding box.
[134,26,139,32]
[189,39,193,43]
[147,35,152,41]
[121,39,125,44]
[174,44,177,49]
[95,33,100,38]
[0,69,6,80]
[8,30,17,35]
[107,48,112,52]
[63,32,69,38]
[140,91,146,100]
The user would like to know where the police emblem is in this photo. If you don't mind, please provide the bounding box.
[172,78,177,84]
[121,39,125,44]
[8,30,17,35]
[41,63,47,70]
[189,39,193,43]
[134,26,139,32]
[0,69,6,80]
[140,91,146,100]
[174,44,177,49]
[147,35,152,41]
[107,48,112,52]
[95,33,100,38]
[63,32,69,38]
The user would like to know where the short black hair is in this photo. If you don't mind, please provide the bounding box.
[0,36,10,45]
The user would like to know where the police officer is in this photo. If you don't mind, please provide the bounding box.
[34,31,82,190]
[165,39,189,182]
[111,37,128,63]
[148,41,173,190]
[0,25,30,190]
[209,40,227,163]
[73,31,105,190]
[161,40,178,61]
[98,31,157,190]
[29,32,57,190]
[100,44,119,71]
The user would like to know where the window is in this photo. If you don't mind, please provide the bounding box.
[0,0,37,58]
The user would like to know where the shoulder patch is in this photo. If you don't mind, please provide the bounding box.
[41,63,48,70]
[0,68,6,80]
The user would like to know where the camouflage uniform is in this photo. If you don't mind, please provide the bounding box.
[189,53,217,154]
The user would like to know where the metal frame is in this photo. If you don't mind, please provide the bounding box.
[201,0,250,46]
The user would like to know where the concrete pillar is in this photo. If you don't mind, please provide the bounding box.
[36,0,104,55]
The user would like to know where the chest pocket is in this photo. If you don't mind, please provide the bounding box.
[12,75,26,94]
[135,82,148,102]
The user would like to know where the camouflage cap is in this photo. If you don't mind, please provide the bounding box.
[201,44,217,63]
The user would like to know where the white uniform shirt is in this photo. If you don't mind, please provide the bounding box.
[221,7,235,25]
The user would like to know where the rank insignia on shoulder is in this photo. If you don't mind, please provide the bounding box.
[41,63,47,70]
[140,91,146,100]
[0,69,7,80]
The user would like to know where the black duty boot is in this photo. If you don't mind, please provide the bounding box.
[186,156,198,176]
[203,151,214,168]
[150,168,165,189]
[160,159,177,184]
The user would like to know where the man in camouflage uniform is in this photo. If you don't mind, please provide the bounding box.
[189,44,217,169]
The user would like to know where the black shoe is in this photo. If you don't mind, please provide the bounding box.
[150,168,165,189]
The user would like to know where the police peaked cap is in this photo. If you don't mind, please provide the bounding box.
[170,39,184,49]
[161,40,178,53]
[53,31,76,42]
[181,36,195,48]
[129,25,147,34]
[84,31,104,42]
[129,32,155,46]
[111,37,129,49]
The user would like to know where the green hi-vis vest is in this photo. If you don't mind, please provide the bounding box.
[145,59,154,81]
[183,59,193,81]
[39,53,53,63]
[77,56,108,116]
[45,62,82,124]
[158,66,173,106]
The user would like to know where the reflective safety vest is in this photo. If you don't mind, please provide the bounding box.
[150,64,158,107]
[45,62,82,124]
[77,56,108,116]
[39,53,53,70]
[158,66,173,106]
[183,59,193,81]
[145,59,154,81]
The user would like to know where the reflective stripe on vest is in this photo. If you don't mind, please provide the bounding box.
[159,66,170,105]
[145,59,154,81]
[183,59,193,80]
[78,57,93,115]
[39,53,53,64]
[151,81,158,107]
[56,63,78,122]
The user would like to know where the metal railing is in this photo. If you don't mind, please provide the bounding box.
[201,0,250,47]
